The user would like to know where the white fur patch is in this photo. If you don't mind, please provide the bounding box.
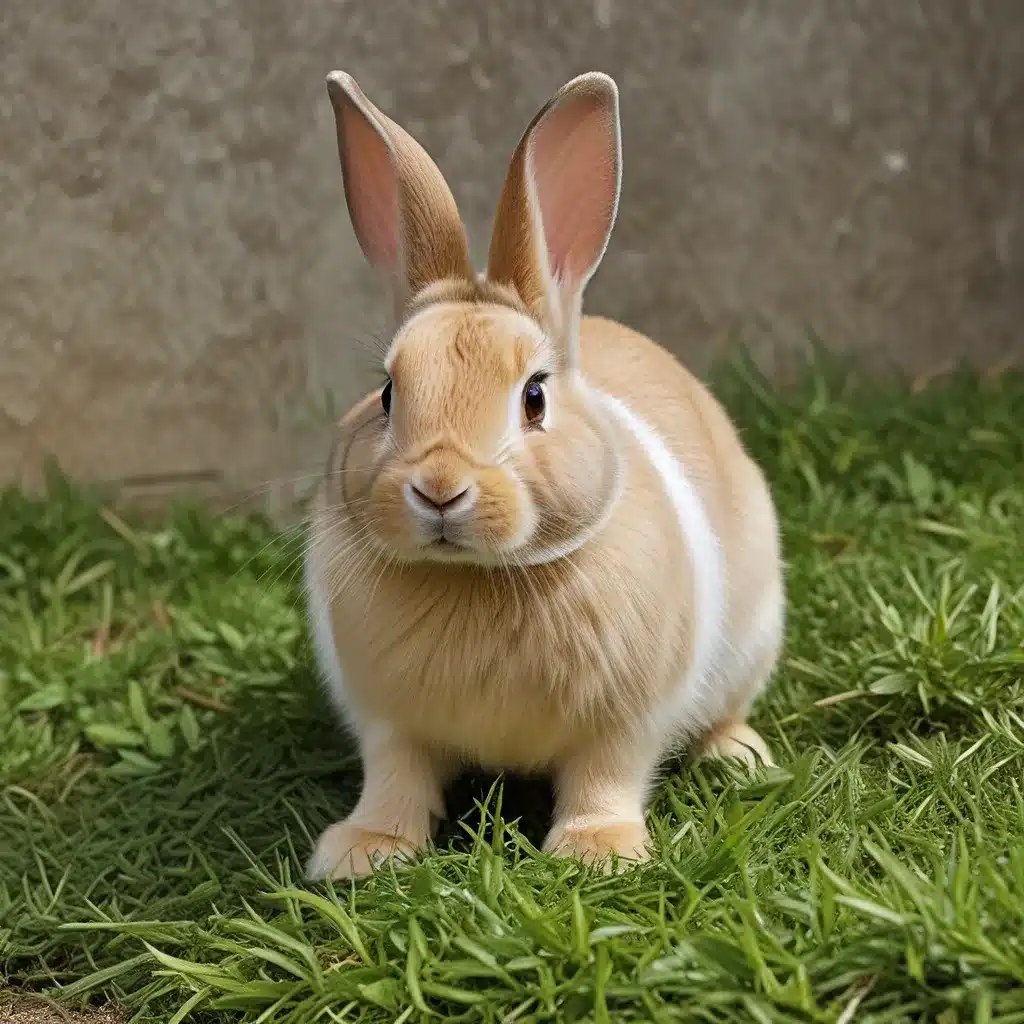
[598,393,727,730]
[303,546,350,721]
[713,582,784,716]
[742,585,784,667]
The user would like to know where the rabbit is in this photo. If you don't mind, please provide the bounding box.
[303,69,785,880]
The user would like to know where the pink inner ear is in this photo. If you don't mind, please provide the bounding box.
[341,102,400,271]
[529,91,618,290]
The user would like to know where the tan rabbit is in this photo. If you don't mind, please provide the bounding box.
[304,70,785,879]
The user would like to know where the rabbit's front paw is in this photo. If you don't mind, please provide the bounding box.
[701,722,774,769]
[543,819,650,872]
[307,820,423,880]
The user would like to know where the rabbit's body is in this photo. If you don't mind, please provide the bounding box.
[303,71,783,878]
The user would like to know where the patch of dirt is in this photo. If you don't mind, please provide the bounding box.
[0,995,124,1024]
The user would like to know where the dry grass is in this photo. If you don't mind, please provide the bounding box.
[0,995,123,1024]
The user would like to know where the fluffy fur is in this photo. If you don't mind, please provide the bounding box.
[304,71,785,879]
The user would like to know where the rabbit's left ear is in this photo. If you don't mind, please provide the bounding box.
[486,73,621,363]
[326,71,475,322]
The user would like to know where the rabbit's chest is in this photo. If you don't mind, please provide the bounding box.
[331,575,673,770]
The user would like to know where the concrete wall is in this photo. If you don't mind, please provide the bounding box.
[1,0,1021,510]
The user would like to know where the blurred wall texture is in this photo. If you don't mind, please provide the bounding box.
[1,1,1022,508]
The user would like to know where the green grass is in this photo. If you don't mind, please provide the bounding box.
[2,362,1024,1023]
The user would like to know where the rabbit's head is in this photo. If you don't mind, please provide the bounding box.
[324,72,624,567]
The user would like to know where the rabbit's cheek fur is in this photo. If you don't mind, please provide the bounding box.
[368,470,421,551]
[466,467,534,550]
[512,396,622,564]
[329,403,388,508]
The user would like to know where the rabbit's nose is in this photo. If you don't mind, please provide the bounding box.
[406,477,476,516]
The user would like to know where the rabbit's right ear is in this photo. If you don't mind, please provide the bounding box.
[486,73,621,365]
[326,72,474,321]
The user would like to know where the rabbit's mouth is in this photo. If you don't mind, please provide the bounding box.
[423,535,470,556]
[417,534,504,567]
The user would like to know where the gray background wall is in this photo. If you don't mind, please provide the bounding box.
[1,0,1021,511]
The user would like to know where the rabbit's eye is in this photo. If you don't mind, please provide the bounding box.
[523,375,547,426]
[381,380,393,416]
